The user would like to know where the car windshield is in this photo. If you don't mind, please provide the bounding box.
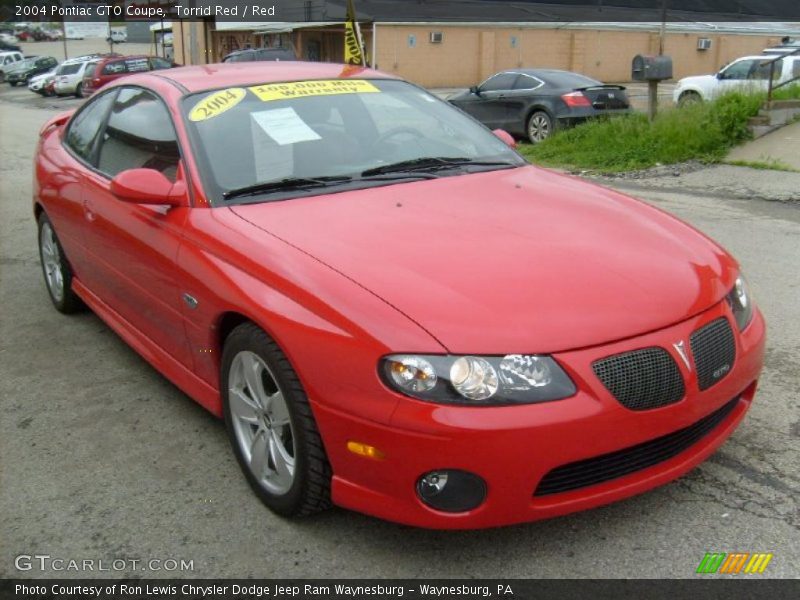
[182,78,524,204]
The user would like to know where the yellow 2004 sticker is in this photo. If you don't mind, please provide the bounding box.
[189,88,247,122]
[248,79,380,102]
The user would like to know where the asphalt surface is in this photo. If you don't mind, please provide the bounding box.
[0,88,798,580]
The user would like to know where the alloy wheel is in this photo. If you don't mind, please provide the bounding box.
[228,351,296,495]
[40,222,64,303]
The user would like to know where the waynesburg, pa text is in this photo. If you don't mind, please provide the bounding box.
[14,583,515,598]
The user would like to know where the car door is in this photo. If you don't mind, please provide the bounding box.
[458,72,520,129]
[504,73,546,135]
[78,86,194,369]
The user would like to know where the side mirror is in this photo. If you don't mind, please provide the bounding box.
[716,71,723,79]
[470,85,480,95]
[492,129,517,149]
[110,168,184,206]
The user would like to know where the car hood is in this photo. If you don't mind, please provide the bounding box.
[230,166,737,354]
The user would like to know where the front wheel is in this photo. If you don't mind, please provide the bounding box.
[678,91,702,108]
[221,323,332,517]
[527,110,554,143]
[38,213,82,313]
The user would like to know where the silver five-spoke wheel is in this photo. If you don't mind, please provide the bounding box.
[229,351,296,495]
[40,221,64,303]
[527,111,553,143]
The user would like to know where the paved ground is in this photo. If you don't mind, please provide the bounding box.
[727,120,800,171]
[0,92,798,579]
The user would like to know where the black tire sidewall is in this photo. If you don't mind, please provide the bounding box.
[220,326,316,516]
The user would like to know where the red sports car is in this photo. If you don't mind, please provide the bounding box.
[33,62,765,529]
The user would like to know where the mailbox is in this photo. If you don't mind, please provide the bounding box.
[632,55,673,81]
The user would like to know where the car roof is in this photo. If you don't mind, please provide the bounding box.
[151,62,396,93]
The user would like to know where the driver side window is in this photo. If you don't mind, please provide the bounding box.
[719,60,756,80]
[96,88,181,181]
[480,73,519,92]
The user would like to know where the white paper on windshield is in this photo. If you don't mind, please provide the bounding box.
[252,107,321,146]
[251,115,293,182]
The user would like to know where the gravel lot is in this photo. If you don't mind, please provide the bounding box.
[0,83,798,579]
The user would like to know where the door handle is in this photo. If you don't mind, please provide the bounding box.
[83,198,96,222]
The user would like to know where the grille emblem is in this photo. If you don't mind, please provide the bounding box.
[673,340,692,371]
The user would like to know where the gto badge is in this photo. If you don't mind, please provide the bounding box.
[673,340,692,371]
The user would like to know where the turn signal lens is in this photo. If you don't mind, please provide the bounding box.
[347,441,386,460]
[386,355,437,393]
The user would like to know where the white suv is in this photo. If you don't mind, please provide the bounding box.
[53,56,99,97]
[674,54,800,106]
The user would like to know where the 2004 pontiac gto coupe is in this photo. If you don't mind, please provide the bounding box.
[33,62,765,529]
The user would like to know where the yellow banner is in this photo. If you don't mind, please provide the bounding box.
[345,0,365,66]
[188,88,247,122]
[248,80,379,102]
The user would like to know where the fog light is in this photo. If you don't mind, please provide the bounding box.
[416,469,487,513]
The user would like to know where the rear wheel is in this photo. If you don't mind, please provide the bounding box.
[74,83,83,98]
[678,91,702,108]
[37,213,82,314]
[527,110,554,143]
[9,81,17,87]
[221,323,332,517]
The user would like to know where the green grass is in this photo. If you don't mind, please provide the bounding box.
[771,82,800,101]
[519,92,767,173]
[725,159,798,172]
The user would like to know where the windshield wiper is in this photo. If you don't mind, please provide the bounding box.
[223,176,353,200]
[361,157,518,177]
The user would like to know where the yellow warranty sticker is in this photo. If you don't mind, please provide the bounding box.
[248,79,380,102]
[189,88,247,122]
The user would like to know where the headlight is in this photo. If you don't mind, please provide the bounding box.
[380,354,576,405]
[726,275,754,331]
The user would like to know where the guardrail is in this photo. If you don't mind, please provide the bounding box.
[764,47,800,108]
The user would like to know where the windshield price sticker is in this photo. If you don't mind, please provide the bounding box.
[248,80,380,102]
[189,88,247,122]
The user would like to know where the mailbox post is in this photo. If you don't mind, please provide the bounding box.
[632,55,673,121]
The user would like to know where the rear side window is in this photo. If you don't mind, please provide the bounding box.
[514,74,544,90]
[65,91,116,162]
[84,63,97,78]
[97,87,180,181]
[58,63,82,75]
[102,60,127,75]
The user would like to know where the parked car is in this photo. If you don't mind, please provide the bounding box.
[107,29,127,44]
[5,55,58,86]
[27,68,56,96]
[222,47,297,62]
[81,55,176,96]
[0,39,22,52]
[763,38,800,55]
[0,50,23,82]
[449,69,630,143]
[54,55,107,97]
[0,32,19,45]
[674,54,800,105]
[33,62,765,529]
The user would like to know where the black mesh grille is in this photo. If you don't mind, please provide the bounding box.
[592,347,685,411]
[691,318,736,391]
[534,396,740,497]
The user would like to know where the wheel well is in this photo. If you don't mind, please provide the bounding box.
[33,203,43,222]
[680,90,701,99]
[216,312,252,353]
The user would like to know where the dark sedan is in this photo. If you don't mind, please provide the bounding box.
[6,56,58,86]
[449,69,630,143]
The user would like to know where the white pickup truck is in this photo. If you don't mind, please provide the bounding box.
[674,54,800,106]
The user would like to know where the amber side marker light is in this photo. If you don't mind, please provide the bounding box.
[347,441,386,460]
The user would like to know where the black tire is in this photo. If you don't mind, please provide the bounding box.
[678,91,702,108]
[37,212,83,314]
[527,110,555,143]
[74,83,82,98]
[221,322,332,517]
[9,81,17,87]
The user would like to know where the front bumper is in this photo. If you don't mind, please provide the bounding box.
[316,301,765,529]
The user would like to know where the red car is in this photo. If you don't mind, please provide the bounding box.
[33,63,765,529]
[80,54,175,96]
